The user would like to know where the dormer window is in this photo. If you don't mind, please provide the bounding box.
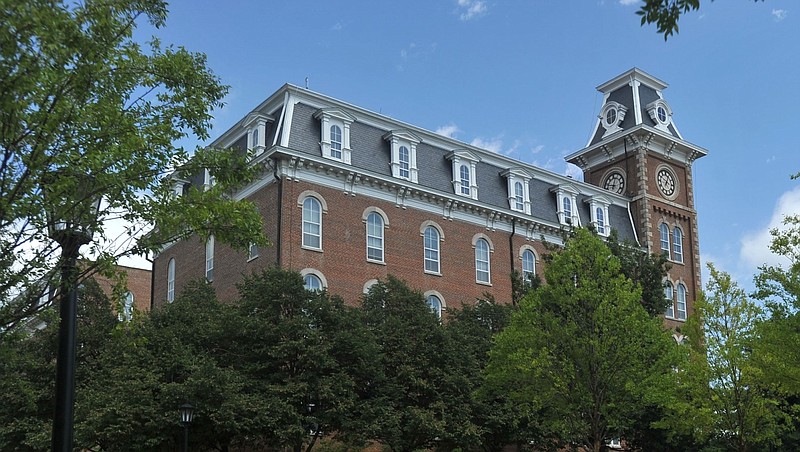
[170,176,188,197]
[314,108,356,164]
[586,195,611,236]
[383,130,421,183]
[646,99,673,132]
[203,168,215,191]
[241,112,272,156]
[502,168,532,214]
[447,149,480,200]
[600,101,627,138]
[551,184,580,227]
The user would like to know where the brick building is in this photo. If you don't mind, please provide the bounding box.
[153,68,705,325]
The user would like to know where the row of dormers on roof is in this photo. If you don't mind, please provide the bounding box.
[177,100,628,237]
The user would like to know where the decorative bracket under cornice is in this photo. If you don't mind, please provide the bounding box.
[665,141,677,160]
[395,186,408,209]
[443,199,455,220]
[601,144,613,162]
[343,172,360,196]
[485,210,499,231]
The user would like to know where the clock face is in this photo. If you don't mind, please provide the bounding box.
[657,169,676,197]
[603,172,625,194]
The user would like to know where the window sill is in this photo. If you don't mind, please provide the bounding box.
[664,315,686,322]
[301,245,323,253]
[247,255,259,262]
[367,259,386,266]
[424,270,442,277]
[476,280,492,287]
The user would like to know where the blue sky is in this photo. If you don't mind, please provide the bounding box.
[135,0,799,290]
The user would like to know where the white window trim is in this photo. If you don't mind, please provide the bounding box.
[586,195,611,237]
[501,168,532,214]
[363,207,389,264]
[600,101,628,138]
[300,268,328,291]
[520,246,537,285]
[659,222,671,259]
[646,99,673,132]
[472,234,494,285]
[383,129,421,183]
[241,112,273,156]
[248,242,259,261]
[664,280,675,319]
[421,220,444,276]
[167,258,175,303]
[203,168,215,192]
[363,279,379,294]
[205,236,215,282]
[424,290,446,319]
[314,108,356,164]
[676,283,687,321]
[298,191,328,252]
[673,226,684,263]
[551,184,580,227]
[447,149,480,200]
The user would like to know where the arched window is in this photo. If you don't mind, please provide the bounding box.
[514,181,524,211]
[330,124,342,158]
[366,212,384,262]
[522,249,535,286]
[563,197,572,223]
[460,164,471,195]
[660,223,670,257]
[676,284,687,320]
[673,227,684,263]
[304,274,323,292]
[475,238,491,284]
[205,236,214,281]
[423,226,440,274]
[302,197,322,249]
[399,146,410,179]
[664,282,674,318]
[427,294,443,319]
[167,258,175,303]
[252,128,259,149]
[596,207,605,235]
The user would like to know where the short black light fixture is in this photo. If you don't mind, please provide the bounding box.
[46,174,102,452]
[179,403,194,452]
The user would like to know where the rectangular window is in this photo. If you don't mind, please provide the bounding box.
[248,243,259,260]
[205,236,214,281]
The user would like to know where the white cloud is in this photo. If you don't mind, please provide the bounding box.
[457,0,488,21]
[564,163,584,180]
[470,136,503,154]
[772,9,788,22]
[435,123,460,138]
[331,22,343,31]
[739,186,800,270]
[618,0,639,5]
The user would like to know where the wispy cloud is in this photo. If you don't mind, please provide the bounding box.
[435,123,460,139]
[457,0,488,21]
[470,136,503,154]
[331,22,344,31]
[772,9,788,22]
[618,0,639,5]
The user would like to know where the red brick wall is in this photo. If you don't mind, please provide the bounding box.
[154,178,552,311]
[93,265,152,313]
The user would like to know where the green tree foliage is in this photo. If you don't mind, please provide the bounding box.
[234,267,380,451]
[607,230,672,317]
[361,276,454,452]
[680,264,787,451]
[484,229,678,452]
[637,0,764,40]
[446,296,522,451]
[0,0,266,332]
[0,279,117,450]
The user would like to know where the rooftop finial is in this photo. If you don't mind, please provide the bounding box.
[305,77,309,89]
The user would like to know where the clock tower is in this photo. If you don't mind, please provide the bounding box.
[566,68,707,328]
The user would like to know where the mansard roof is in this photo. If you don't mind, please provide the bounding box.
[208,82,640,245]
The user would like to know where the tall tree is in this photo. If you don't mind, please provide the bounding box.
[681,264,787,451]
[484,229,678,452]
[606,230,672,317]
[0,0,266,332]
[234,267,381,451]
[361,276,452,452]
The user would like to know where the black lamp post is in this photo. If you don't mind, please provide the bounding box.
[47,179,101,452]
[179,403,194,452]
